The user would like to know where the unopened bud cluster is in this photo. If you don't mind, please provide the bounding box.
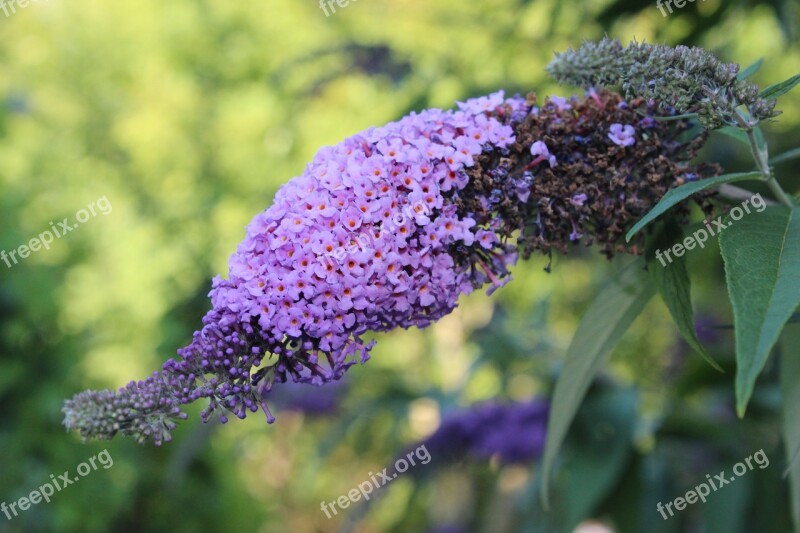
[547,37,779,128]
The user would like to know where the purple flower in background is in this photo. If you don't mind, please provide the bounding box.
[264,378,347,416]
[421,400,549,464]
[608,123,636,146]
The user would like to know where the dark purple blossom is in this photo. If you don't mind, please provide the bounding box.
[421,400,549,464]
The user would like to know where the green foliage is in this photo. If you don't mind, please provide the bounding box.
[782,325,800,532]
[771,147,800,165]
[540,259,655,502]
[646,220,722,371]
[719,206,800,416]
[557,388,638,530]
[715,125,751,146]
[626,172,763,241]
[738,58,765,80]
[760,73,800,99]
[720,207,800,416]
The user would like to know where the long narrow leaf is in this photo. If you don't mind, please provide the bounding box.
[716,126,750,146]
[646,220,723,371]
[771,147,800,165]
[737,58,764,80]
[626,172,763,242]
[540,259,655,504]
[760,73,800,99]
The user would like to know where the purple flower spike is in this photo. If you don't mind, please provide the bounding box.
[64,89,717,445]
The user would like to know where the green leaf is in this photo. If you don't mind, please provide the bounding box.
[561,389,637,530]
[646,220,723,371]
[781,324,800,532]
[753,125,768,153]
[705,470,752,533]
[737,58,764,80]
[719,206,800,416]
[625,172,763,242]
[716,126,750,146]
[540,259,655,505]
[760,73,800,99]
[771,147,800,165]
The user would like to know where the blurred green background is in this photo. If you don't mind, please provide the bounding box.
[1,0,799,532]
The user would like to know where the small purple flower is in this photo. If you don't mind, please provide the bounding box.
[639,116,655,129]
[570,220,583,241]
[570,193,588,207]
[514,178,532,203]
[548,95,572,112]
[608,123,636,147]
[530,141,557,168]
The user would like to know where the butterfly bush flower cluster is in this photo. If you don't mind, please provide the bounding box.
[64,88,717,445]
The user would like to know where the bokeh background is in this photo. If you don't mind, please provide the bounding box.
[1,1,799,532]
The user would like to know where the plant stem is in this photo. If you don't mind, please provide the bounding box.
[736,111,795,207]
[718,184,778,206]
